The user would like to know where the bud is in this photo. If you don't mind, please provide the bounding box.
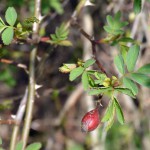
[102,77,111,87]
[59,64,77,73]
[81,107,100,132]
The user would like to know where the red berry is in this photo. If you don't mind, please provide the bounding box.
[81,107,100,132]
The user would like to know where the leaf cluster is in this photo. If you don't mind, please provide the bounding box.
[48,23,72,46]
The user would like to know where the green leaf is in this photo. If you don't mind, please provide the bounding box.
[114,54,125,74]
[134,0,142,14]
[88,87,111,96]
[57,40,72,46]
[106,15,113,26]
[69,67,84,81]
[84,58,96,68]
[102,99,114,122]
[5,7,17,26]
[126,44,140,72]
[15,141,23,150]
[2,27,14,45]
[114,98,125,124]
[25,142,42,150]
[49,0,64,14]
[120,45,129,61]
[123,77,138,95]
[82,71,89,90]
[115,87,135,98]
[118,37,135,43]
[129,73,150,87]
[137,64,150,74]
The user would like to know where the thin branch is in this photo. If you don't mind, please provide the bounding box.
[10,88,28,150]
[21,0,41,149]
[71,20,107,75]
[0,58,28,73]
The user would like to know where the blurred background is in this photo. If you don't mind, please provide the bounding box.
[0,0,150,150]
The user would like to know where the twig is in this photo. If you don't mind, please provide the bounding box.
[0,119,18,125]
[0,58,28,73]
[71,20,107,75]
[21,0,41,149]
[10,88,28,150]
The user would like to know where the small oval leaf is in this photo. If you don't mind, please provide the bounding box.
[2,27,14,45]
[84,58,96,68]
[5,7,17,26]
[69,67,84,81]
[25,142,42,150]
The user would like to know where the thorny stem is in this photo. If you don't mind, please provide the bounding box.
[71,20,108,76]
[21,0,41,149]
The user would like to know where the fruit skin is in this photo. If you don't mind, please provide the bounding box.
[81,107,100,132]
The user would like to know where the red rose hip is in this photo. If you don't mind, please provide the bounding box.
[81,107,100,132]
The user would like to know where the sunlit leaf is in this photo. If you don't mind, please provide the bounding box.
[5,7,17,26]
[115,87,135,98]
[129,73,150,87]
[114,98,125,124]
[126,44,140,72]
[84,58,96,68]
[15,141,23,150]
[25,142,42,150]
[123,77,138,95]
[134,0,142,14]
[137,64,150,74]
[69,67,84,81]
[2,27,14,45]
[82,71,89,90]
[114,54,125,74]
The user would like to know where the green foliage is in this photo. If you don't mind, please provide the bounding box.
[5,7,17,26]
[69,67,84,81]
[104,11,128,35]
[49,0,64,14]
[88,87,111,96]
[126,44,140,72]
[102,99,115,122]
[129,73,150,87]
[123,77,138,95]
[15,141,23,150]
[83,58,96,68]
[81,71,89,90]
[114,54,125,74]
[0,7,17,45]
[115,87,135,98]
[114,98,124,124]
[137,64,150,74]
[2,27,14,45]
[49,23,72,46]
[25,142,42,150]
[15,141,41,150]
[134,0,142,14]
